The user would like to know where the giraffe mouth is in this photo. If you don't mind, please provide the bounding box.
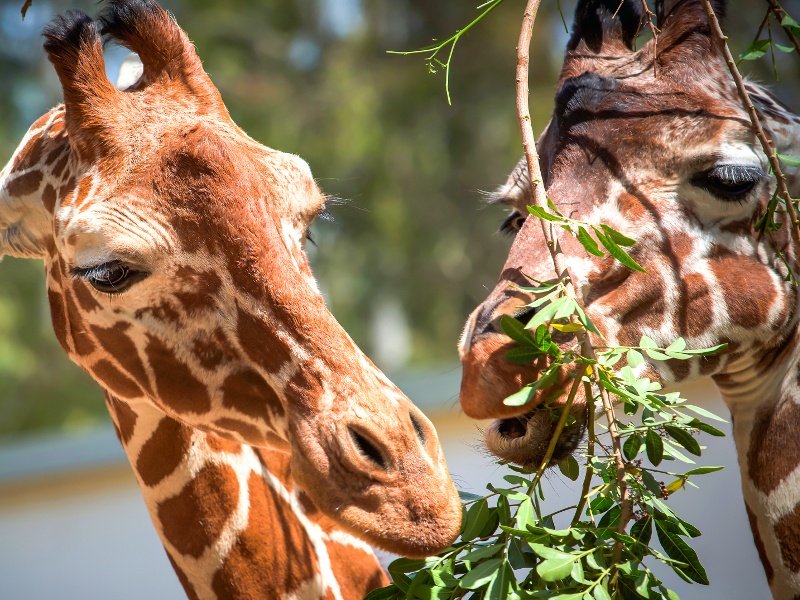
[484,408,586,469]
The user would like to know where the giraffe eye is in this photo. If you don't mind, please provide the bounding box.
[693,165,764,201]
[499,210,527,236]
[73,261,147,294]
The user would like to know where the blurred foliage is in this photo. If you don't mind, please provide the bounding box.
[0,0,798,437]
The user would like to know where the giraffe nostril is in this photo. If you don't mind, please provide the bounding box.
[348,427,389,471]
[511,305,538,327]
[409,412,426,445]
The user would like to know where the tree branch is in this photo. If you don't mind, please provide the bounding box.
[515,0,631,575]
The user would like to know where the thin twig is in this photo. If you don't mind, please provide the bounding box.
[699,0,800,250]
[766,0,800,55]
[572,381,597,526]
[516,0,632,576]
[641,0,660,74]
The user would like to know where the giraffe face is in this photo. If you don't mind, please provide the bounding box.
[0,0,461,557]
[459,0,799,467]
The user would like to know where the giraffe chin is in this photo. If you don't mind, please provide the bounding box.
[485,409,586,470]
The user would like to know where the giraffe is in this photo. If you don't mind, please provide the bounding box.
[0,0,462,598]
[457,0,800,597]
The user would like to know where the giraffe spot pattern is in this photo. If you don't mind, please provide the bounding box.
[746,502,774,583]
[190,328,237,371]
[135,300,182,324]
[710,255,775,329]
[236,305,293,374]
[72,281,101,312]
[136,417,190,487]
[210,471,318,598]
[165,553,201,600]
[747,396,800,495]
[214,417,263,445]
[172,265,222,315]
[325,536,389,596]
[105,394,137,444]
[13,133,45,172]
[205,432,242,455]
[158,463,239,559]
[145,334,211,414]
[64,290,96,356]
[91,322,153,395]
[92,359,143,399]
[221,368,285,421]
[775,502,800,573]
[6,170,43,197]
[41,184,57,213]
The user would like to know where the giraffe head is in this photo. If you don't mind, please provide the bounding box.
[459,0,800,467]
[0,0,461,556]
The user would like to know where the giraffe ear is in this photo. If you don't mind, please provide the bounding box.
[99,0,226,113]
[43,10,123,162]
[568,0,644,53]
[656,0,726,54]
[0,119,54,259]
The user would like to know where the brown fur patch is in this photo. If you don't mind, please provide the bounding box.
[64,290,95,356]
[746,502,774,583]
[6,170,43,197]
[325,537,389,596]
[92,359,143,399]
[210,471,317,597]
[190,328,237,371]
[166,553,201,600]
[214,417,263,445]
[42,184,57,213]
[51,153,69,179]
[91,322,152,395]
[105,394,137,445]
[221,369,285,421]
[710,256,775,329]
[158,463,239,558]
[136,417,190,487]
[134,300,182,324]
[747,397,800,495]
[71,279,101,312]
[14,133,45,172]
[145,334,211,414]
[776,502,800,572]
[205,433,242,455]
[679,272,714,336]
[236,305,293,374]
[47,288,69,352]
[172,265,222,315]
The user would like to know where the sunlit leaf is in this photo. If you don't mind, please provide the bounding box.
[646,428,664,466]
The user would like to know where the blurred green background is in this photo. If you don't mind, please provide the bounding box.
[0,0,797,437]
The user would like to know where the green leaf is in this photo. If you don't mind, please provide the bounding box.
[598,505,622,529]
[461,499,491,542]
[739,39,770,61]
[778,153,800,168]
[684,465,724,476]
[458,490,484,502]
[461,544,502,562]
[506,346,545,364]
[682,404,728,422]
[623,433,643,461]
[666,337,686,352]
[599,223,637,246]
[593,581,613,600]
[590,495,615,515]
[363,585,403,600]
[500,315,536,346]
[688,419,726,437]
[773,43,794,53]
[681,343,727,356]
[635,571,652,597]
[655,520,709,584]
[528,205,564,222]
[640,335,657,349]
[525,296,568,330]
[664,425,702,456]
[626,349,645,369]
[631,516,653,545]
[558,455,580,481]
[460,558,502,590]
[503,366,560,406]
[577,226,605,256]
[663,587,681,600]
[595,230,646,272]
[516,497,535,530]
[485,562,514,600]
[528,543,575,561]
[782,14,800,34]
[641,469,663,496]
[536,555,577,582]
[508,537,536,570]
[646,429,664,466]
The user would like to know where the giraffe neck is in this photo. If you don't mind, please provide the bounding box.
[715,330,800,600]
[104,391,388,600]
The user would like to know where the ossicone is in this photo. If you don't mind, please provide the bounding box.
[568,0,644,53]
